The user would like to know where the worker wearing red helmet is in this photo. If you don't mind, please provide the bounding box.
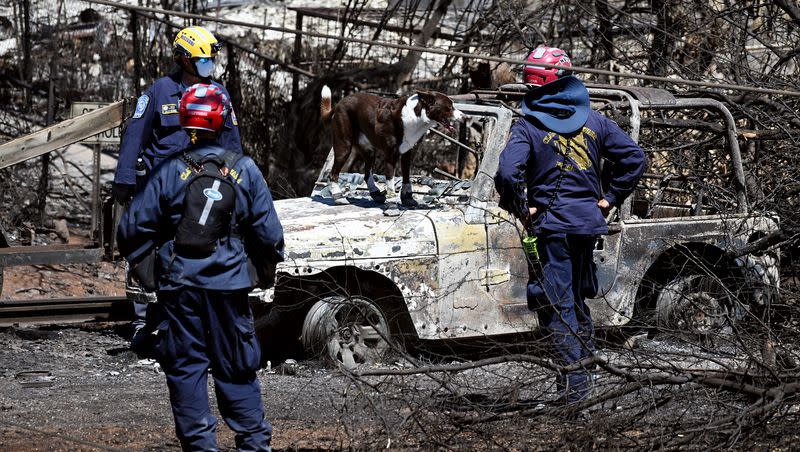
[118,84,284,451]
[523,46,574,86]
[496,47,645,407]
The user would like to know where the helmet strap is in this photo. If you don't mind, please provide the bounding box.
[189,129,198,145]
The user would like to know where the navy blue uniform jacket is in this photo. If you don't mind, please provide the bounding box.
[114,72,242,185]
[118,143,284,291]
[495,111,645,235]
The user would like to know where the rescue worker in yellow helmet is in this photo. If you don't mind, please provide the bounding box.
[172,26,224,79]
[114,25,243,355]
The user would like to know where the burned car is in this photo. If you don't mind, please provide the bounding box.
[257,86,779,368]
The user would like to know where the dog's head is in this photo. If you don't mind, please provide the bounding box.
[416,90,466,133]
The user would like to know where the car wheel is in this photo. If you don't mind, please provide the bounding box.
[301,295,391,369]
[655,273,739,342]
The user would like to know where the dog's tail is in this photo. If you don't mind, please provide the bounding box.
[320,85,333,125]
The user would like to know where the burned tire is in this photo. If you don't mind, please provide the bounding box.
[654,273,741,343]
[301,295,392,369]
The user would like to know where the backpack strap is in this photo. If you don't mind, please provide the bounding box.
[180,145,218,173]
[221,149,244,172]
[181,146,243,174]
[214,150,245,235]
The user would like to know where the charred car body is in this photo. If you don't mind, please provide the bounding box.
[257,86,779,367]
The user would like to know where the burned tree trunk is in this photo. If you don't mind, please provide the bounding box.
[647,0,676,78]
[391,0,452,90]
[590,0,614,83]
[322,0,453,90]
[225,42,242,122]
[774,0,800,26]
[19,0,33,110]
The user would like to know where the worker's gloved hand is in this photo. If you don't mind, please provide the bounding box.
[112,183,136,204]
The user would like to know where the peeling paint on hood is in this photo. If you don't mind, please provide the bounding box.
[273,196,437,263]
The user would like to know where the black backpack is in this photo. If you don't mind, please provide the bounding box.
[174,148,243,258]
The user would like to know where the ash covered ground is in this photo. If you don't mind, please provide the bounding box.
[3,309,800,450]
[0,259,359,451]
[0,322,358,451]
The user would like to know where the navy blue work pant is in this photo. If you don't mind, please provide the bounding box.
[527,233,598,403]
[133,301,148,328]
[153,287,272,451]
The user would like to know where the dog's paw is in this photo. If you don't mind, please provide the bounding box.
[383,203,401,217]
[369,190,387,204]
[401,194,419,208]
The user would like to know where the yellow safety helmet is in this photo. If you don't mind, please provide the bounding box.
[173,26,221,59]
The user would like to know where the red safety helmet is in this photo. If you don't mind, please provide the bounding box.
[523,47,572,86]
[179,83,230,133]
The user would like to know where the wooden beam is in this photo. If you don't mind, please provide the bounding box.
[0,100,125,170]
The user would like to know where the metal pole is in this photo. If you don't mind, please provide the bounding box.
[38,67,56,224]
[456,122,466,178]
[91,144,101,238]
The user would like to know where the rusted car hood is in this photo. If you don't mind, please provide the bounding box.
[273,196,437,263]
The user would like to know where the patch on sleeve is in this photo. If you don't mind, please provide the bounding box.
[179,165,192,181]
[161,103,179,115]
[132,95,149,119]
[231,108,238,126]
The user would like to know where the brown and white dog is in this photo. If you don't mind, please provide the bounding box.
[320,85,465,207]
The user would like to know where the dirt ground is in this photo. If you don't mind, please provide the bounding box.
[0,249,363,451]
[0,262,585,451]
[1,262,126,300]
[2,255,799,450]
[0,322,359,451]
[6,314,799,451]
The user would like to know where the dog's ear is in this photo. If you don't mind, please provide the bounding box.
[416,90,436,105]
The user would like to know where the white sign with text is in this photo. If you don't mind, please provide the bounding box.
[69,102,121,145]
